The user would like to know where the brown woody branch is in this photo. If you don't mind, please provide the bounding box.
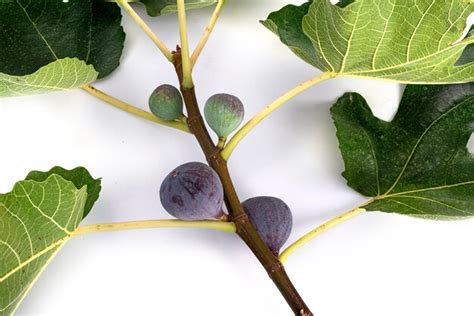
[172,49,313,316]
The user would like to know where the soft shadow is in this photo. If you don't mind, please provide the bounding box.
[468,133,474,155]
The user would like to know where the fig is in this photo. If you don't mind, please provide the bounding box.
[149,84,184,120]
[204,93,244,137]
[160,162,224,220]
[242,196,293,255]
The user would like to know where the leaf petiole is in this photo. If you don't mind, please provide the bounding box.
[116,0,173,61]
[81,85,190,133]
[177,0,194,88]
[279,207,366,263]
[72,219,236,236]
[221,72,336,160]
[191,0,226,68]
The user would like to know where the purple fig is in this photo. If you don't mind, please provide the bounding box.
[242,196,293,255]
[160,162,224,220]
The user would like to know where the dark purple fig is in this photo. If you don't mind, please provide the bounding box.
[160,162,224,220]
[242,196,293,255]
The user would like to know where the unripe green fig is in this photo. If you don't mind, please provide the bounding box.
[148,84,183,120]
[204,93,244,138]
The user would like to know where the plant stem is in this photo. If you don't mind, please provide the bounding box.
[173,50,313,316]
[222,72,336,160]
[280,207,366,263]
[177,0,194,88]
[72,219,236,236]
[191,0,225,68]
[81,85,190,133]
[217,136,226,149]
[116,0,173,61]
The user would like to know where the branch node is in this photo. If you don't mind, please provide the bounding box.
[186,115,203,134]
[207,147,224,167]
[232,212,249,225]
[265,260,284,275]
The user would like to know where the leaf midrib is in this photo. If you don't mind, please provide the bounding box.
[1,241,67,314]
[406,0,436,63]
[339,0,364,73]
[13,0,94,65]
[383,96,473,196]
[343,37,474,76]
[364,180,474,216]
[15,0,58,60]
[382,181,474,198]
[389,195,472,215]
[0,237,69,283]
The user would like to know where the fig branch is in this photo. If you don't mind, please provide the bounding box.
[79,4,352,314]
[172,49,312,316]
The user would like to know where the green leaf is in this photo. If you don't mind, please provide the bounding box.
[0,0,125,82]
[332,83,474,219]
[137,0,217,16]
[263,0,474,84]
[0,58,98,97]
[261,3,319,68]
[0,174,88,315]
[26,166,101,219]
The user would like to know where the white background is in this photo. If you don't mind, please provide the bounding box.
[1,1,474,315]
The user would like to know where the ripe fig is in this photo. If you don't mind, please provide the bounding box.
[204,93,244,137]
[149,84,184,120]
[160,162,224,220]
[242,196,293,255]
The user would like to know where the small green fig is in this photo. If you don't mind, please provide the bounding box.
[204,93,244,138]
[148,84,183,120]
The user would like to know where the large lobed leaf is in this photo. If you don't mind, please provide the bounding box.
[332,83,474,219]
[0,174,88,315]
[263,0,474,84]
[0,0,125,97]
[138,0,217,16]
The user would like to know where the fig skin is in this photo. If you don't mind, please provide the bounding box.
[204,93,244,137]
[149,84,183,121]
[160,162,224,220]
[242,196,293,255]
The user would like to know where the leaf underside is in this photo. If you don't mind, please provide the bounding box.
[263,0,474,84]
[332,83,474,219]
[0,58,98,97]
[0,0,125,97]
[0,175,88,315]
[26,166,101,219]
[138,0,217,16]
